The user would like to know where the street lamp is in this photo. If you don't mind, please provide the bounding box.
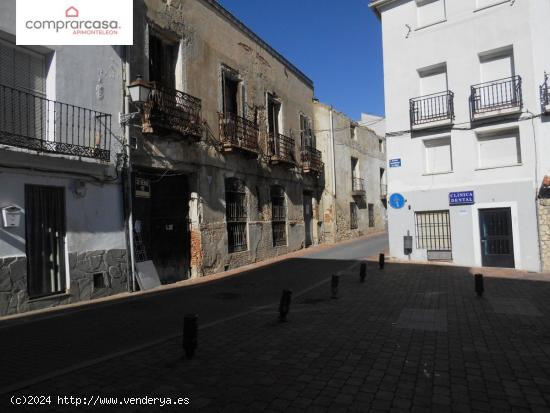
[128,75,152,105]
[120,75,152,125]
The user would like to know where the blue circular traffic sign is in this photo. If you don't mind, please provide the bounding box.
[389,193,405,209]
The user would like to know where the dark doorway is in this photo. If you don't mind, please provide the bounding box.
[267,94,280,136]
[25,185,66,298]
[222,73,239,116]
[303,192,313,247]
[479,207,515,268]
[149,33,176,88]
[133,172,190,283]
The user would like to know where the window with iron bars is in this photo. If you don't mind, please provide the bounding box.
[225,178,247,253]
[368,203,375,228]
[415,210,452,251]
[271,186,287,247]
[350,202,358,230]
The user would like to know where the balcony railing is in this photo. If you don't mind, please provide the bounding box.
[268,133,295,165]
[352,177,365,194]
[540,74,550,113]
[142,82,202,139]
[380,183,387,199]
[218,112,259,154]
[0,83,111,161]
[470,75,522,121]
[301,146,323,174]
[410,91,454,128]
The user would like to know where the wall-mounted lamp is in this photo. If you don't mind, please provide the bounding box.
[120,75,152,125]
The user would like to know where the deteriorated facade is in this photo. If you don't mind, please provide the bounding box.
[129,0,324,280]
[314,101,387,243]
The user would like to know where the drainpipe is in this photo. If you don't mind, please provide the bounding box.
[122,46,137,292]
[329,107,336,197]
[329,106,337,239]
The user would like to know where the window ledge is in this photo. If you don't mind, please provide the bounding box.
[422,171,453,176]
[475,163,522,171]
[415,19,447,32]
[474,0,511,13]
[28,292,70,303]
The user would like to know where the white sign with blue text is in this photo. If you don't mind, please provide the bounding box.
[449,191,474,206]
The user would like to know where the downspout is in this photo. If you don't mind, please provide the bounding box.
[122,45,137,292]
[329,106,337,239]
[329,106,336,197]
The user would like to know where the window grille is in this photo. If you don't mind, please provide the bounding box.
[350,202,358,230]
[226,178,247,252]
[368,204,375,228]
[415,210,452,251]
[271,186,287,246]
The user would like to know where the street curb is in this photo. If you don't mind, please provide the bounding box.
[0,231,387,327]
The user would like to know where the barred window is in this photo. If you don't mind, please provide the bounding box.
[350,202,358,230]
[368,203,375,228]
[226,178,247,253]
[415,210,451,251]
[271,186,287,246]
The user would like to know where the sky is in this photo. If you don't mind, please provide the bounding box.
[217,0,385,120]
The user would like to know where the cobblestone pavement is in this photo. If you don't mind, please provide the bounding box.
[4,256,550,412]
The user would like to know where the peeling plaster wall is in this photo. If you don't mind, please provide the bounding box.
[131,0,321,276]
[314,101,387,244]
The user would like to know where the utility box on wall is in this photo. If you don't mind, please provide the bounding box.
[2,206,23,228]
[404,234,413,255]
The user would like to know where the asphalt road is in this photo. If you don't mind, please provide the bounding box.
[0,233,388,393]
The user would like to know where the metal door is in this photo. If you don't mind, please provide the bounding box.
[479,208,515,268]
[151,174,190,283]
[303,193,313,247]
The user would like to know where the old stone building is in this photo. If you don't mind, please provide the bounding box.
[126,0,324,282]
[313,101,387,243]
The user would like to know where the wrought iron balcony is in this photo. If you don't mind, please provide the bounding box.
[470,75,522,121]
[0,83,111,161]
[540,74,550,114]
[218,112,259,154]
[380,183,387,199]
[268,133,296,165]
[142,82,202,139]
[352,177,365,195]
[301,146,323,174]
[410,91,454,129]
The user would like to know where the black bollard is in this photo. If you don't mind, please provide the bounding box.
[331,274,340,299]
[182,314,198,359]
[379,253,385,270]
[279,289,292,322]
[475,273,484,297]
[360,262,367,283]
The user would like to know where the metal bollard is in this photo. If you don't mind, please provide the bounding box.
[279,289,292,322]
[360,262,367,283]
[331,274,340,299]
[379,253,385,270]
[475,273,484,297]
[182,314,198,359]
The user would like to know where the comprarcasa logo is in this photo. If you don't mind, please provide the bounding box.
[25,6,121,35]
[16,0,133,45]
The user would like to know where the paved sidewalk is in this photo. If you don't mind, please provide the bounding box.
[4,260,550,412]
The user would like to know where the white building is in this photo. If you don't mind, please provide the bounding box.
[370,0,550,271]
[0,3,128,316]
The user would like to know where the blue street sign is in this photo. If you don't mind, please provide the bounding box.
[449,191,474,206]
[389,158,401,168]
[389,193,405,209]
